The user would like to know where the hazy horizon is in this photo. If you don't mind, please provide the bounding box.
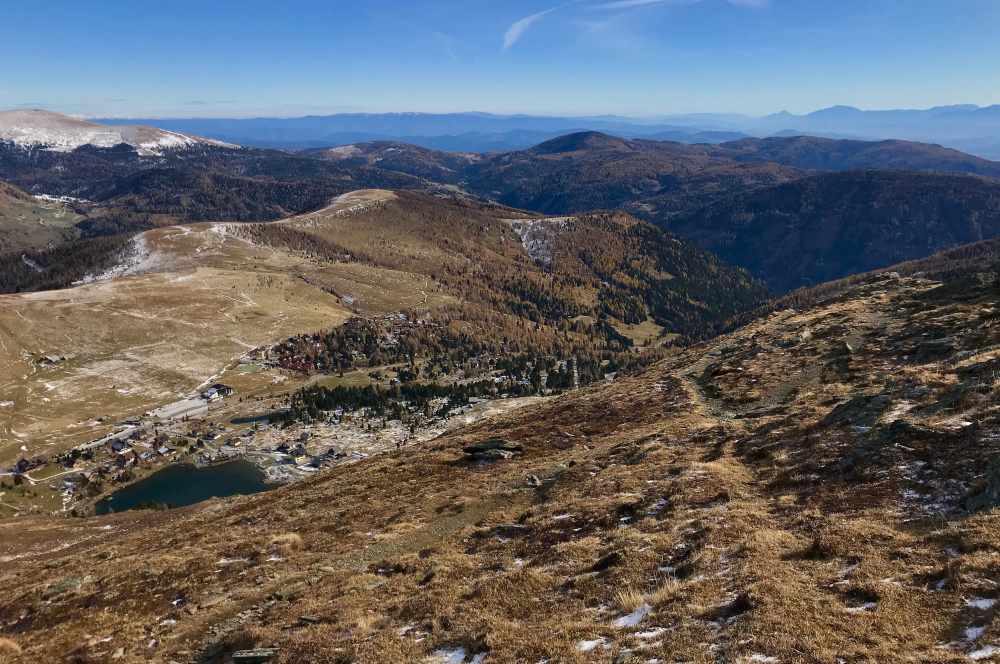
[3,0,999,118]
[0,103,993,123]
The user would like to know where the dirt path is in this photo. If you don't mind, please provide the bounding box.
[676,301,886,425]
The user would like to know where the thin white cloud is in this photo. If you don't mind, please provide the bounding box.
[503,6,561,50]
[594,0,677,8]
[504,0,767,52]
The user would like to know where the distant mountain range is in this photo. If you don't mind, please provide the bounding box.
[311,132,1000,291]
[315,131,1000,218]
[6,109,1000,294]
[94,112,750,152]
[94,105,1000,158]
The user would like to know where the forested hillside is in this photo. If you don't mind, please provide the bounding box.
[667,170,1000,292]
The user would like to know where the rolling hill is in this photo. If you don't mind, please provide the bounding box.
[237,189,769,341]
[8,109,1000,304]
[308,134,1000,295]
[305,141,481,184]
[309,131,1000,227]
[713,135,1000,177]
[0,189,768,469]
[439,132,803,219]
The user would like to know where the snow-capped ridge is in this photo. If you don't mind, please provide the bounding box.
[0,109,237,156]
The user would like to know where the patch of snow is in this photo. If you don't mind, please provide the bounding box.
[635,627,667,640]
[20,255,43,273]
[746,656,779,663]
[33,193,91,204]
[426,647,485,664]
[507,217,574,269]
[966,626,987,641]
[614,603,652,628]
[967,598,997,610]
[646,497,670,516]
[576,638,609,653]
[969,645,1000,661]
[73,234,153,285]
[844,602,877,614]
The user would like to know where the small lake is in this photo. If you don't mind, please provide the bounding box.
[95,459,271,515]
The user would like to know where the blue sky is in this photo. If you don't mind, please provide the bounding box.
[2,0,999,118]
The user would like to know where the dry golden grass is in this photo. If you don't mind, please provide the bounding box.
[612,584,647,612]
[269,532,304,556]
[0,184,81,255]
[0,224,353,466]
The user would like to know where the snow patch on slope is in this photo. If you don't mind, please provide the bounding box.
[73,235,154,285]
[507,216,575,269]
[324,144,362,159]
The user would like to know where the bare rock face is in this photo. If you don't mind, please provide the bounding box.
[232,648,280,663]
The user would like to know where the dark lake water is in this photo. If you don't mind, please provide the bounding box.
[95,459,271,514]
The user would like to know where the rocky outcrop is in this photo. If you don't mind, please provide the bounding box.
[463,438,524,462]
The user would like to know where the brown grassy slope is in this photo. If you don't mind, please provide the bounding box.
[0,223,353,467]
[241,190,769,341]
[1,263,999,662]
[0,181,81,254]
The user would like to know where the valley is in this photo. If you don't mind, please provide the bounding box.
[0,108,1000,663]
[6,3,1000,661]
[1,186,765,522]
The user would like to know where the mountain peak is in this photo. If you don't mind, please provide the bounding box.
[529,131,631,155]
[808,105,863,117]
